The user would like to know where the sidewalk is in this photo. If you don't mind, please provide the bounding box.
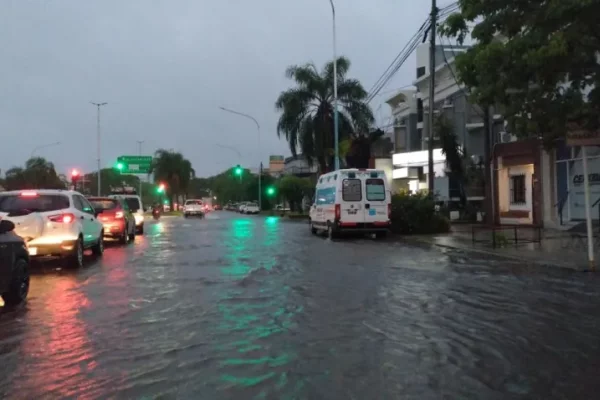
[405,224,597,271]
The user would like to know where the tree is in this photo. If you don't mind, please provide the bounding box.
[436,116,468,206]
[278,175,313,212]
[343,129,385,168]
[275,57,375,173]
[441,0,600,146]
[150,149,195,208]
[3,157,65,190]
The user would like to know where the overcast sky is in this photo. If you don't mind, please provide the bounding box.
[1,0,435,178]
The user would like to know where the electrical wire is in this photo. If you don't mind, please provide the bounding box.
[366,2,460,103]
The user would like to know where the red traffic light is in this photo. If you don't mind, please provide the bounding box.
[71,169,80,177]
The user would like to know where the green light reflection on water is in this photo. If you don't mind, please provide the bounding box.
[214,216,306,396]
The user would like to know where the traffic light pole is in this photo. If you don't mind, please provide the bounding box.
[91,102,107,196]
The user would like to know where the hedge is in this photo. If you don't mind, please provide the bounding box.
[390,192,450,235]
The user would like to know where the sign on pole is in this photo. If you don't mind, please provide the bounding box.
[117,155,153,174]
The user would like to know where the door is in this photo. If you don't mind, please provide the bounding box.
[364,178,388,224]
[341,178,364,224]
[79,196,102,241]
[73,195,96,245]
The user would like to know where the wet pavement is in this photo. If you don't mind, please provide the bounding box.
[1,212,600,399]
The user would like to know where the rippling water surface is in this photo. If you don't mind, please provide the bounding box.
[1,213,600,399]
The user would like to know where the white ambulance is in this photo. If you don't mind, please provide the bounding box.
[309,169,392,239]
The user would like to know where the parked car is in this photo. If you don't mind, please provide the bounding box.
[88,197,136,244]
[238,203,248,213]
[183,199,205,218]
[275,205,291,212]
[309,169,391,239]
[0,219,30,305]
[0,189,104,267]
[244,202,260,215]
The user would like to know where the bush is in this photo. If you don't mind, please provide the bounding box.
[390,192,450,235]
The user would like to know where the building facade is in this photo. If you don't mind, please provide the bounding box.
[283,155,318,177]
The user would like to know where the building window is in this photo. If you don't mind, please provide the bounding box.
[510,174,526,204]
[416,66,426,79]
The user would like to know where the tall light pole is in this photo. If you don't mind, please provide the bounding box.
[91,102,107,195]
[329,0,340,171]
[137,140,144,196]
[31,141,61,159]
[219,106,262,210]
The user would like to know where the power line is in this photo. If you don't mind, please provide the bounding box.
[366,2,460,103]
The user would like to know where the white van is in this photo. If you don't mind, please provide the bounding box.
[309,169,391,239]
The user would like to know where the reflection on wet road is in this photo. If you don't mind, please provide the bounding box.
[1,212,600,399]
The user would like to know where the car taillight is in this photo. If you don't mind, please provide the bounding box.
[49,213,76,223]
[20,191,38,197]
[335,204,341,220]
[388,203,391,219]
[115,211,124,219]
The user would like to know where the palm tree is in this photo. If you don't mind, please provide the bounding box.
[150,149,195,208]
[275,56,374,173]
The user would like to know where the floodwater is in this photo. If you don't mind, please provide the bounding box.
[1,212,599,399]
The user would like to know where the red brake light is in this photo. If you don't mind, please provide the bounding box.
[49,213,76,223]
[335,204,341,220]
[115,211,124,219]
[20,191,38,197]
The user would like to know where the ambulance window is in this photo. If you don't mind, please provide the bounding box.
[342,179,362,201]
[366,178,386,201]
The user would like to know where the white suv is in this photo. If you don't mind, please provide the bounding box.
[183,199,204,217]
[244,202,260,214]
[0,189,104,267]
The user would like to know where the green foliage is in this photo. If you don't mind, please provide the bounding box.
[390,192,450,235]
[275,56,375,173]
[441,0,600,146]
[3,157,65,190]
[277,175,313,212]
[150,149,195,208]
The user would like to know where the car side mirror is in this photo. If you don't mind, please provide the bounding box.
[0,220,16,234]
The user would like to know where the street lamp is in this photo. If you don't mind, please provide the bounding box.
[30,141,61,158]
[328,0,339,171]
[91,102,108,196]
[219,106,263,210]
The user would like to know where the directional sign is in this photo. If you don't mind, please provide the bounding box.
[117,155,153,174]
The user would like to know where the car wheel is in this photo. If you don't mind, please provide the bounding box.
[2,258,30,306]
[327,223,337,240]
[92,232,104,256]
[68,237,85,268]
[128,224,136,241]
[119,229,129,245]
[309,220,317,235]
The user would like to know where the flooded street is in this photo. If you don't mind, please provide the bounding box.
[1,212,599,399]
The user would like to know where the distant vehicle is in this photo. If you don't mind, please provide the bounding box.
[0,189,104,267]
[275,205,290,212]
[238,203,248,213]
[213,204,222,211]
[309,169,391,239]
[183,199,205,218]
[108,188,144,234]
[244,202,260,215]
[0,219,30,305]
[88,197,136,244]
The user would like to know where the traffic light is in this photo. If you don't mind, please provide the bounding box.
[115,162,124,171]
[266,186,276,197]
[157,183,166,193]
[71,169,80,185]
[234,165,243,176]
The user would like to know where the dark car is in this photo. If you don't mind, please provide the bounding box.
[87,197,136,245]
[0,219,30,306]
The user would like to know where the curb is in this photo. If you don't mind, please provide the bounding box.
[402,236,584,272]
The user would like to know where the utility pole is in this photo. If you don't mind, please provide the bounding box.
[427,0,437,195]
[483,106,492,224]
[328,0,339,171]
[137,140,144,196]
[91,102,107,196]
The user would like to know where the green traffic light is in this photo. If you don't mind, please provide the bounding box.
[266,186,276,196]
[116,162,124,170]
[234,166,243,176]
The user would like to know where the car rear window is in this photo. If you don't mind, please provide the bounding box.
[124,198,141,212]
[185,200,202,205]
[89,199,118,211]
[342,179,362,201]
[0,194,70,213]
[366,178,386,201]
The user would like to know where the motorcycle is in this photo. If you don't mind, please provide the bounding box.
[152,207,161,220]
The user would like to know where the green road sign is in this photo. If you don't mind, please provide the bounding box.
[117,155,153,174]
